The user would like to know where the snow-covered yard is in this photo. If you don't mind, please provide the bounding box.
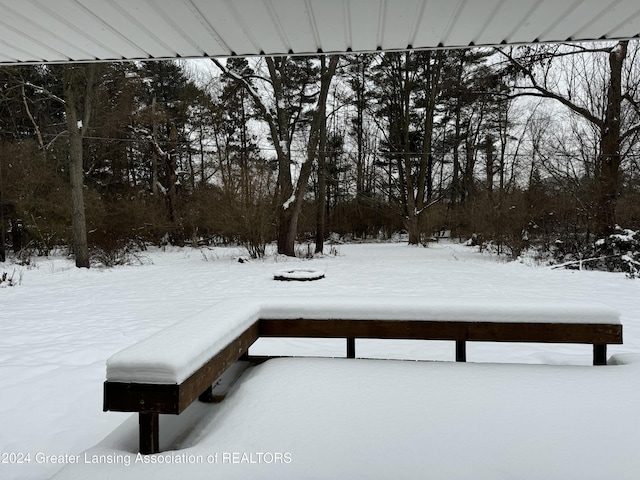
[1,242,639,479]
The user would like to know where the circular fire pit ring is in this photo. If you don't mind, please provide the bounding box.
[273,268,325,282]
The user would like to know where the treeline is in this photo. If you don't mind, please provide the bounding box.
[1,42,640,265]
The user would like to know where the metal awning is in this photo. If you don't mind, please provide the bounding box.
[1,0,639,65]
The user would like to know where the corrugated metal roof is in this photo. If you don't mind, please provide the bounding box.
[0,0,639,64]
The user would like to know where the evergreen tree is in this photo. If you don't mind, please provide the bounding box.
[372,50,445,244]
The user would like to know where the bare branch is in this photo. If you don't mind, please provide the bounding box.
[623,92,640,114]
[211,57,285,160]
[20,83,44,148]
[495,48,604,129]
[23,81,66,105]
[621,123,640,143]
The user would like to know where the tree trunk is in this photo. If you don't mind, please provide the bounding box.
[485,134,495,197]
[279,56,339,256]
[355,60,366,198]
[151,96,159,196]
[0,156,5,262]
[68,125,89,267]
[263,57,294,256]
[211,55,338,257]
[0,213,5,264]
[406,215,421,245]
[315,68,328,254]
[166,123,179,225]
[594,41,627,237]
[64,65,97,269]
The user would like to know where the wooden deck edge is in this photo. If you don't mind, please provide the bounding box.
[258,319,623,344]
[104,322,260,414]
[104,316,623,454]
[105,319,622,414]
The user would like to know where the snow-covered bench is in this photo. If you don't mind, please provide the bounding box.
[103,297,622,454]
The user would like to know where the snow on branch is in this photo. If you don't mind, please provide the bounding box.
[549,256,615,270]
[210,57,286,160]
[129,126,170,160]
[210,58,268,118]
[283,194,295,210]
[23,81,66,105]
[415,196,445,217]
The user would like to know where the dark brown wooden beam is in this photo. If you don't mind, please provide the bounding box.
[346,338,356,358]
[177,322,260,413]
[465,322,622,344]
[198,388,217,403]
[139,412,159,455]
[456,340,466,362]
[593,344,607,366]
[258,319,622,344]
[104,382,180,414]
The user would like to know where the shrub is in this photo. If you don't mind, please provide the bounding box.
[547,226,640,277]
[591,227,640,278]
[0,269,21,287]
[89,241,151,268]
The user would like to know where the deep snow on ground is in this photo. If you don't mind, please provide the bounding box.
[54,357,640,480]
[1,242,639,479]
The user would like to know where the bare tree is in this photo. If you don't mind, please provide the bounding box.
[212,55,339,256]
[500,41,640,236]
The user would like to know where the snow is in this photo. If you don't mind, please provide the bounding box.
[612,228,636,243]
[622,254,640,267]
[279,139,289,156]
[54,357,640,480]
[259,296,619,323]
[106,300,261,384]
[1,242,639,479]
[282,194,295,209]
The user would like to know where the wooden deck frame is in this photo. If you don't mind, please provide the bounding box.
[104,317,622,454]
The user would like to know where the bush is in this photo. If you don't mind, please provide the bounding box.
[0,269,21,287]
[453,191,534,258]
[548,226,640,277]
[90,244,150,268]
[591,227,640,277]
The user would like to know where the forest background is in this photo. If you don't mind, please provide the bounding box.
[1,41,640,272]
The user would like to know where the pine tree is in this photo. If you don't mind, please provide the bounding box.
[372,50,445,244]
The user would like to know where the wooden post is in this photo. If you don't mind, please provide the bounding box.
[198,387,215,403]
[139,412,159,454]
[346,338,356,358]
[593,344,607,366]
[456,340,466,362]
